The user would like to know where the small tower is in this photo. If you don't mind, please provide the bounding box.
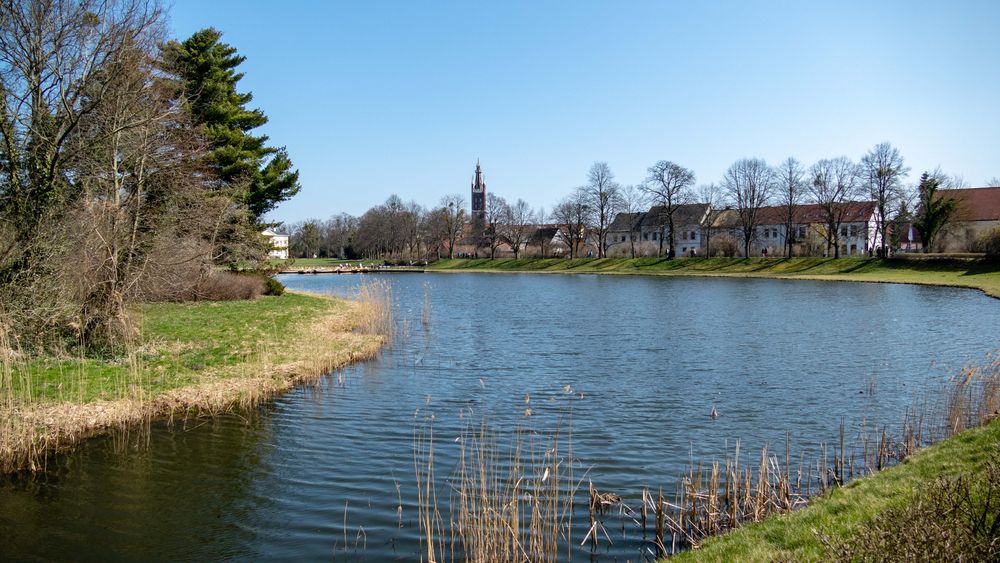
[471,160,486,223]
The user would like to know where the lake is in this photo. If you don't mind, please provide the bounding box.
[2,273,998,561]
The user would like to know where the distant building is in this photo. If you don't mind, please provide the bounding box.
[607,200,881,258]
[933,186,1000,252]
[471,160,486,223]
[754,202,881,257]
[262,228,289,260]
[606,204,711,257]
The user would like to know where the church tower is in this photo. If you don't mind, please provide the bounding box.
[471,160,486,223]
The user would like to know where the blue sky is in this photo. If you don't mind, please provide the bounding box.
[168,1,1000,224]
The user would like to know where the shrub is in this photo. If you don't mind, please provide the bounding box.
[824,445,1000,561]
[972,226,1000,257]
[191,272,264,301]
[262,276,285,296]
[708,234,739,257]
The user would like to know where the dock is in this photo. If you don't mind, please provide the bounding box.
[278,267,425,275]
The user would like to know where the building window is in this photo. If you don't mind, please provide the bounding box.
[797,226,806,239]
[652,232,658,241]
[849,225,858,237]
[643,233,649,241]
[840,226,848,237]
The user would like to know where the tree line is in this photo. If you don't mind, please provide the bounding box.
[0,0,300,351]
[290,142,987,262]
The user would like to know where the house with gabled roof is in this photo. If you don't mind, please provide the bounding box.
[607,203,710,257]
[262,228,289,260]
[933,186,1000,252]
[752,201,881,257]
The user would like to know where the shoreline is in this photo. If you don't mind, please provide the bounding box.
[667,417,1000,562]
[1,292,386,473]
[424,257,1000,299]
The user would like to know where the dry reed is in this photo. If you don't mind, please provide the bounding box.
[654,352,1000,555]
[414,418,577,563]
[0,293,389,474]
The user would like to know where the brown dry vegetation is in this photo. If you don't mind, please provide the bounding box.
[0,290,389,473]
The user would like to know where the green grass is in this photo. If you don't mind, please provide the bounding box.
[667,420,1000,562]
[13,293,344,403]
[427,257,1000,298]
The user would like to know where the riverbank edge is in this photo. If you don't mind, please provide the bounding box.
[666,418,1000,562]
[425,257,1000,299]
[1,292,385,473]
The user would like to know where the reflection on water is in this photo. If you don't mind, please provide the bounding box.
[2,273,998,561]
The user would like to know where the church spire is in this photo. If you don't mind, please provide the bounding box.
[471,160,486,222]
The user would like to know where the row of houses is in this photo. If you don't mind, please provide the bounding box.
[605,186,1000,257]
[605,201,881,258]
[266,186,999,260]
[455,186,999,259]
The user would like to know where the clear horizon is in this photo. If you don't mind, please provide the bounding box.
[169,0,1000,225]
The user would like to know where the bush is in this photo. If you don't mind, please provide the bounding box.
[824,445,1000,561]
[973,227,1000,257]
[192,272,264,301]
[262,276,285,296]
[708,234,739,257]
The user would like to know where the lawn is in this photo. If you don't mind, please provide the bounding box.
[427,257,1000,298]
[11,292,372,404]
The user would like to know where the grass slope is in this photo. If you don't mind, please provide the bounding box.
[3,292,384,472]
[668,420,1000,562]
[17,293,360,402]
[427,257,1000,298]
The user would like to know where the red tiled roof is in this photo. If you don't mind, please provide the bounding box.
[940,187,1000,222]
[756,201,876,225]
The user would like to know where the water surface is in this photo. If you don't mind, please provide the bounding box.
[2,273,998,561]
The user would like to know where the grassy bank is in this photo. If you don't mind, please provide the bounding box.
[668,419,1000,562]
[427,256,1000,298]
[0,291,387,472]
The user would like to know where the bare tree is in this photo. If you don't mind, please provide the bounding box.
[0,0,172,344]
[809,157,862,258]
[861,142,909,257]
[617,184,648,258]
[482,192,508,259]
[723,158,775,258]
[696,182,723,256]
[581,162,621,258]
[774,157,805,257]
[498,198,537,259]
[438,194,466,259]
[550,190,591,259]
[641,161,695,257]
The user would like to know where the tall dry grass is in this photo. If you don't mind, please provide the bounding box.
[0,291,391,474]
[355,280,394,341]
[408,353,1000,559]
[414,418,577,563]
[654,352,1000,553]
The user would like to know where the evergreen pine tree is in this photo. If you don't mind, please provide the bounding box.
[162,28,300,220]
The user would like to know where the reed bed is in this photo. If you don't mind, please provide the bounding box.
[653,352,1000,555]
[355,280,394,340]
[408,353,1000,560]
[414,418,577,563]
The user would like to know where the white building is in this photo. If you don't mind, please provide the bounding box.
[262,228,290,260]
[753,202,881,257]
